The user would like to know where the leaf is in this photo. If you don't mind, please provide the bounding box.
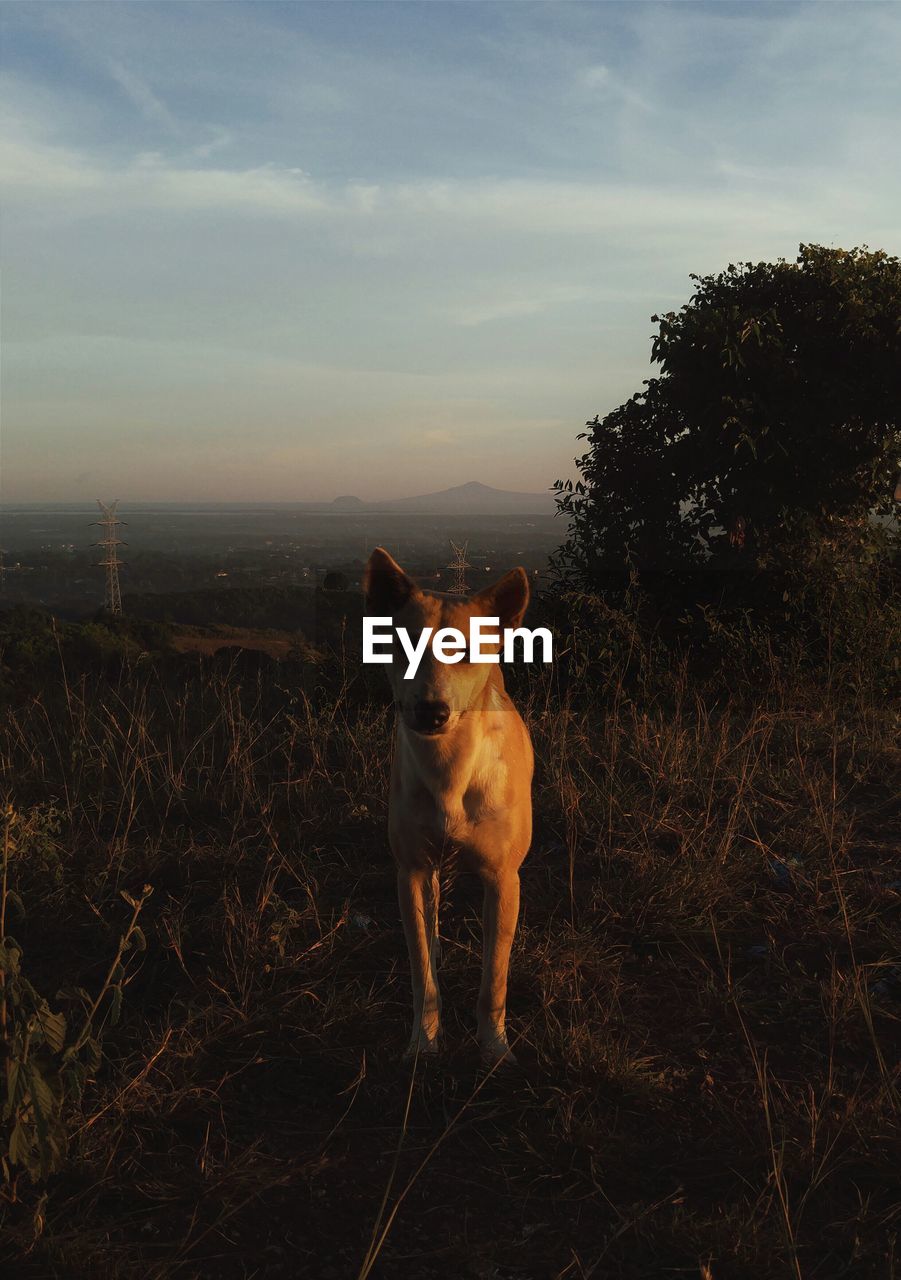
[83,1037,102,1072]
[36,1008,67,1055]
[63,1058,89,1105]
[6,1060,22,1116]
[108,985,123,1026]
[9,1118,31,1168]
[26,1062,59,1124]
[19,1060,64,1179]
[5,890,25,919]
[0,941,22,977]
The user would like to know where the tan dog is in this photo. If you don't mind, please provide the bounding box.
[364,547,534,1063]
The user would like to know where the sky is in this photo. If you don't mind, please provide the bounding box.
[2,1,900,503]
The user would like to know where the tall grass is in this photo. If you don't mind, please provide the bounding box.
[0,611,899,1278]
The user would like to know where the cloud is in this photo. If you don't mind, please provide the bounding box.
[0,114,831,243]
[419,429,457,447]
[187,128,234,161]
[575,62,654,113]
[0,126,327,213]
[107,60,179,132]
[445,288,590,328]
[2,1,900,501]
[581,64,610,90]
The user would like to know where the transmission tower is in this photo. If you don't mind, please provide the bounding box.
[446,539,472,595]
[93,500,126,615]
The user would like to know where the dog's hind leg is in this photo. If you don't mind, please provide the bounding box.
[397,866,442,1057]
[477,868,520,1064]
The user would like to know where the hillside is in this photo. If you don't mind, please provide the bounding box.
[1,602,899,1278]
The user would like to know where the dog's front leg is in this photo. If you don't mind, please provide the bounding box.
[396,866,442,1057]
[477,868,520,1063]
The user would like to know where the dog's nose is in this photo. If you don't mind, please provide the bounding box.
[413,699,450,733]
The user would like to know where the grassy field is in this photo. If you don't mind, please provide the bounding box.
[168,624,302,660]
[1,613,899,1279]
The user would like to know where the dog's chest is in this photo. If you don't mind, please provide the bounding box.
[404,739,509,846]
[462,749,508,824]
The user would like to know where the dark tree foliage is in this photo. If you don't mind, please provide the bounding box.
[0,606,173,686]
[554,245,901,579]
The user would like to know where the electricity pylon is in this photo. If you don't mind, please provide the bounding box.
[446,540,472,595]
[93,500,126,615]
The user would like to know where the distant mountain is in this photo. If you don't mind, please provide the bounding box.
[292,481,557,515]
[373,481,556,515]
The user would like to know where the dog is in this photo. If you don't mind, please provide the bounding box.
[363,547,534,1063]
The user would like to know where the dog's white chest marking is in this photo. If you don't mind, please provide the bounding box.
[463,735,508,824]
[400,727,508,844]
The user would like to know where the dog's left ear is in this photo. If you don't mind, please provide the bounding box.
[473,567,530,630]
[364,546,419,614]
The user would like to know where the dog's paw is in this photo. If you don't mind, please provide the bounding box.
[403,1031,442,1060]
[478,1033,518,1068]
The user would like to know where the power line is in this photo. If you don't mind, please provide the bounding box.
[445,539,472,595]
[92,499,126,615]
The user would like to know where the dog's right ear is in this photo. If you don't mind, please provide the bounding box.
[363,547,418,614]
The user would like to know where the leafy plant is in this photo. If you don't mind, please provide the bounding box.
[1,804,152,1194]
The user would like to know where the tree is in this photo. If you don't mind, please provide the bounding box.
[554,245,901,581]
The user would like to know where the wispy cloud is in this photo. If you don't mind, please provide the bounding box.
[107,59,179,132]
[419,429,457,447]
[445,288,591,328]
[3,115,848,242]
[575,63,654,114]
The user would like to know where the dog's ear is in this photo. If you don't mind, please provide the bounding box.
[473,566,530,630]
[364,547,418,614]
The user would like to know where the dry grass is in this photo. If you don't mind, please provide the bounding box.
[0,631,899,1279]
